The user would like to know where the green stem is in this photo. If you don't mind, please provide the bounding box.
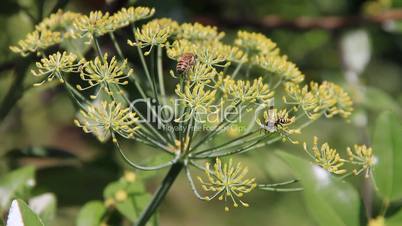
[109,32,124,59]
[135,162,184,226]
[0,58,30,124]
[93,37,103,57]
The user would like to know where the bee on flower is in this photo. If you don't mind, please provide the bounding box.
[197,158,256,211]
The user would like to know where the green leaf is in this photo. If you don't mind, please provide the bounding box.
[0,167,35,210]
[363,87,401,113]
[372,111,402,201]
[387,210,402,226]
[6,199,44,226]
[28,193,57,225]
[277,151,360,226]
[76,201,106,226]
[103,180,147,222]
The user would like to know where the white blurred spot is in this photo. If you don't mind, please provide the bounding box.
[341,30,371,75]
[6,200,24,226]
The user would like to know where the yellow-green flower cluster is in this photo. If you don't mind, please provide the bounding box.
[347,145,375,178]
[187,63,217,84]
[177,22,224,42]
[74,101,139,142]
[167,39,244,66]
[175,83,216,111]
[10,30,61,56]
[235,31,278,56]
[303,136,347,174]
[197,158,256,211]
[73,11,112,42]
[283,81,353,120]
[32,51,84,86]
[219,76,273,104]
[77,53,132,99]
[111,6,155,29]
[128,18,178,55]
[255,54,305,84]
[36,10,83,38]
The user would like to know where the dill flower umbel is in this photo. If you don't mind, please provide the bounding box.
[10,29,61,56]
[347,145,375,178]
[74,101,139,142]
[303,136,347,174]
[73,11,112,42]
[255,54,305,84]
[175,83,216,121]
[187,63,217,84]
[36,10,83,38]
[283,82,321,119]
[112,6,155,29]
[177,22,225,42]
[128,18,178,55]
[221,76,273,104]
[32,51,84,86]
[198,158,256,211]
[77,53,132,99]
[235,31,278,56]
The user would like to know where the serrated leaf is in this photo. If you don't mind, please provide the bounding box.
[0,167,35,210]
[373,111,402,201]
[29,193,57,225]
[76,201,106,226]
[6,199,44,226]
[277,151,359,226]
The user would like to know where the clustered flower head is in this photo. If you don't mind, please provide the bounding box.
[219,76,274,104]
[177,22,225,42]
[10,5,375,215]
[31,51,84,86]
[256,54,305,84]
[235,31,278,56]
[283,81,353,120]
[111,6,155,29]
[304,136,347,174]
[74,101,139,142]
[128,18,178,55]
[36,10,83,38]
[197,158,256,211]
[347,145,375,178]
[10,29,61,56]
[73,11,112,42]
[77,53,132,99]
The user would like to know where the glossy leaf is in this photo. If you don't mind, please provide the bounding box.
[0,167,35,210]
[277,151,360,226]
[372,111,402,201]
[76,201,106,226]
[6,199,44,226]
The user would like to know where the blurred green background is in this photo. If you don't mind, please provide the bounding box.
[1,0,402,225]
